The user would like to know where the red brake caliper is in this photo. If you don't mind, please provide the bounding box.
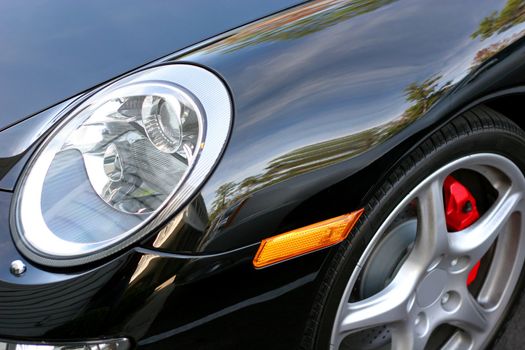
[443,176,480,286]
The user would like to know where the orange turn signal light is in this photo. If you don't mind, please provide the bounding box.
[253,209,364,268]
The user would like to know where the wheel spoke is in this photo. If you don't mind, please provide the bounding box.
[465,164,510,193]
[391,322,428,350]
[449,191,523,263]
[415,178,449,264]
[478,210,525,308]
[337,279,413,337]
[449,290,489,334]
[334,237,426,346]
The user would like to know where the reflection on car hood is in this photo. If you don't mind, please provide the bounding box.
[0,0,304,131]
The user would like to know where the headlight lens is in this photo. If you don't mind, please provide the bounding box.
[12,64,231,266]
[64,84,201,214]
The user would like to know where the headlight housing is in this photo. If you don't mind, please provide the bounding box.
[11,64,232,266]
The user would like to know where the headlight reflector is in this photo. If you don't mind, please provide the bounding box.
[61,83,202,214]
[12,64,231,266]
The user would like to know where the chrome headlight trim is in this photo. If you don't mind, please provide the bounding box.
[11,64,232,267]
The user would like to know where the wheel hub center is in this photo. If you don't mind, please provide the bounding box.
[416,269,447,308]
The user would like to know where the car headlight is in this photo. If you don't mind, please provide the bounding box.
[11,64,232,266]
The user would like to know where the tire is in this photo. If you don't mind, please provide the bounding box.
[302,106,525,350]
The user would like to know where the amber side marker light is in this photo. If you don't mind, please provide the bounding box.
[253,209,364,268]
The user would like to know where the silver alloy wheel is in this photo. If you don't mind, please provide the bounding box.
[330,153,525,350]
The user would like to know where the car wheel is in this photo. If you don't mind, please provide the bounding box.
[304,106,525,350]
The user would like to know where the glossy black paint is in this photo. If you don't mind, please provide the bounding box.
[149,0,525,254]
[0,190,323,348]
[0,0,304,132]
[1,0,525,348]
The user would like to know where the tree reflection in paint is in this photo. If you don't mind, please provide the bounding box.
[209,76,450,224]
[470,0,525,69]
[207,0,525,226]
[472,0,525,40]
[201,0,397,54]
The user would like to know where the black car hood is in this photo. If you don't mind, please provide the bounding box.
[0,0,304,131]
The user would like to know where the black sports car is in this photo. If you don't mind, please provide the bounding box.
[1,0,525,349]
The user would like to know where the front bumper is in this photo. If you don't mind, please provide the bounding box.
[0,191,327,349]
